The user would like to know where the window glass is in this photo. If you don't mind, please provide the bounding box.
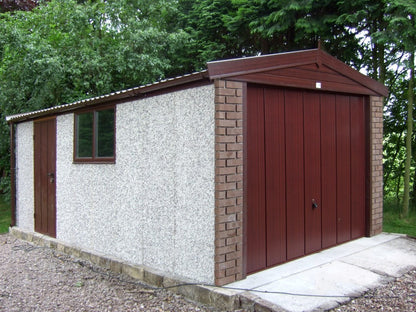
[96,109,115,157]
[74,106,115,163]
[76,112,93,158]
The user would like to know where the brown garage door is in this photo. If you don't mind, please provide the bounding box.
[246,84,366,274]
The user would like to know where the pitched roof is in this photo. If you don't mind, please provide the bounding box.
[207,48,388,97]
[6,48,388,123]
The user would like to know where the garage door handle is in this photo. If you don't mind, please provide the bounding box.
[312,199,318,209]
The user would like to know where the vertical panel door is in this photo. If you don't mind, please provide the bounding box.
[350,96,366,239]
[264,88,287,266]
[304,92,322,254]
[34,118,56,238]
[284,90,305,260]
[246,84,367,274]
[321,94,337,248]
[336,95,352,243]
[246,86,266,273]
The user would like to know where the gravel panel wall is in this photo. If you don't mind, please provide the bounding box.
[56,84,215,283]
[15,121,34,232]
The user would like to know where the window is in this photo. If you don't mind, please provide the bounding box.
[74,106,115,163]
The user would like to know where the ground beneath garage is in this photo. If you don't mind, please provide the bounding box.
[2,231,416,311]
[0,233,215,312]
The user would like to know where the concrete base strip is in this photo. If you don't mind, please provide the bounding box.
[228,233,416,312]
[9,227,277,312]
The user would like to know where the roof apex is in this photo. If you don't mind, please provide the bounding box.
[207,49,388,97]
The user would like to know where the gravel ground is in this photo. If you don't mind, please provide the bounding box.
[0,234,218,312]
[1,233,415,312]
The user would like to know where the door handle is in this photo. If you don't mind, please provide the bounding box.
[312,199,318,209]
[48,172,55,183]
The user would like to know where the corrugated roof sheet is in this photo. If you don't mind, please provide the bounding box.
[6,70,209,123]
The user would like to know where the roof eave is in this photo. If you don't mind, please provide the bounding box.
[6,70,209,123]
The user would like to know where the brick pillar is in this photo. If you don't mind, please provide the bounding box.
[214,79,244,286]
[369,96,384,236]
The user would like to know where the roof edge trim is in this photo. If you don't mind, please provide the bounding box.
[317,50,389,97]
[207,49,319,80]
[207,49,388,98]
[6,70,209,123]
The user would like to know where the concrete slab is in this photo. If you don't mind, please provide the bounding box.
[228,233,400,290]
[341,237,416,277]
[226,234,416,312]
[252,261,383,312]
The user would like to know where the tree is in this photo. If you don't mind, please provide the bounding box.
[389,4,416,216]
[176,0,244,70]
[0,0,192,195]
[381,1,416,216]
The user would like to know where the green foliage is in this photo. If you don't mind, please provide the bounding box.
[384,198,416,237]
[176,0,366,68]
[0,0,193,192]
[379,0,416,210]
[0,0,193,108]
[227,0,325,52]
[0,194,11,234]
[383,72,415,201]
[176,0,244,69]
[382,0,416,53]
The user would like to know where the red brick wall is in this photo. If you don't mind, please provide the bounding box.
[369,96,384,235]
[214,79,244,286]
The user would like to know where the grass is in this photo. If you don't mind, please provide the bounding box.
[0,194,11,234]
[383,198,416,237]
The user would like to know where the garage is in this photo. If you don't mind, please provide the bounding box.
[246,85,367,273]
[206,48,387,282]
[9,48,387,286]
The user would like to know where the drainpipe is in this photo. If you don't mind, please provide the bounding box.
[9,122,16,227]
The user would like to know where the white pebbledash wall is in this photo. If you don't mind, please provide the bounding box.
[15,121,34,232]
[15,84,216,283]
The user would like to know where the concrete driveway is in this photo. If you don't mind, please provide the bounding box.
[224,233,416,311]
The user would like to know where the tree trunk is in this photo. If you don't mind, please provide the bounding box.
[396,167,402,208]
[403,51,415,218]
[378,46,386,83]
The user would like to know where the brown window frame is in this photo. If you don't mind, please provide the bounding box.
[73,105,116,164]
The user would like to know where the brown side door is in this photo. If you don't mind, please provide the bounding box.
[246,85,366,274]
[34,118,56,238]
